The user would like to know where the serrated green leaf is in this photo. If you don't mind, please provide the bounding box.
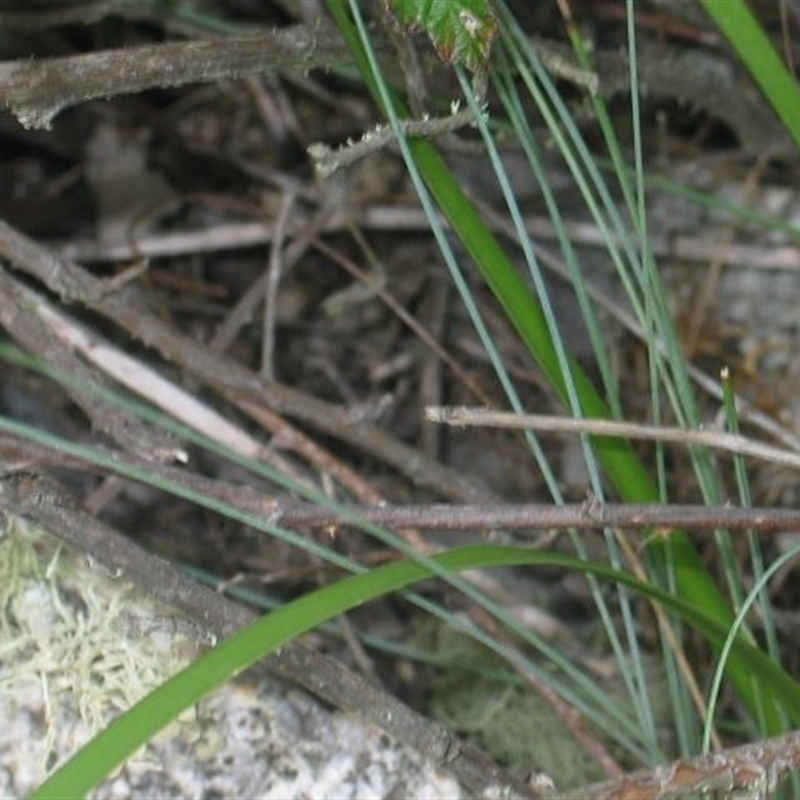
[387,0,497,73]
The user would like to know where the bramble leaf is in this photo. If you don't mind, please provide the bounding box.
[387,0,497,73]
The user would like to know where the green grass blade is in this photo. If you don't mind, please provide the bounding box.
[33,543,800,797]
[701,0,800,153]
[455,65,660,750]
[0,348,670,755]
[703,543,800,753]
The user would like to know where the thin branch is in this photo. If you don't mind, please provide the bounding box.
[58,206,800,272]
[0,0,151,30]
[428,406,800,472]
[308,107,480,177]
[561,728,800,800]
[258,499,800,535]
[0,22,351,129]
[1,431,798,536]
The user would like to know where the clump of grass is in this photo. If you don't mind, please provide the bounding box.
[332,0,800,770]
[24,0,800,795]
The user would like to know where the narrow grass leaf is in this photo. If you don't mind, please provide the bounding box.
[32,544,800,798]
[700,0,800,153]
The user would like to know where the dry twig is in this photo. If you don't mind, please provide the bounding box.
[0,22,351,129]
[1,428,799,537]
[429,406,800,473]
[0,217,496,503]
[559,728,800,800]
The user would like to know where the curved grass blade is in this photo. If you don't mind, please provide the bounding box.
[0,351,666,757]
[32,544,800,798]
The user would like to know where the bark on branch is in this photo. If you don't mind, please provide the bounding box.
[0,21,351,129]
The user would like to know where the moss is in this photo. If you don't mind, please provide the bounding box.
[412,617,672,790]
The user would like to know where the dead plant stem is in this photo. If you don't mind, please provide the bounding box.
[428,406,800,473]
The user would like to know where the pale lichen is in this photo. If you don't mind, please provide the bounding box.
[0,518,200,795]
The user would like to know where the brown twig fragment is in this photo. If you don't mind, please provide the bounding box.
[308,107,480,177]
[428,406,800,473]
[561,728,800,800]
[2,425,800,537]
[0,22,352,129]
